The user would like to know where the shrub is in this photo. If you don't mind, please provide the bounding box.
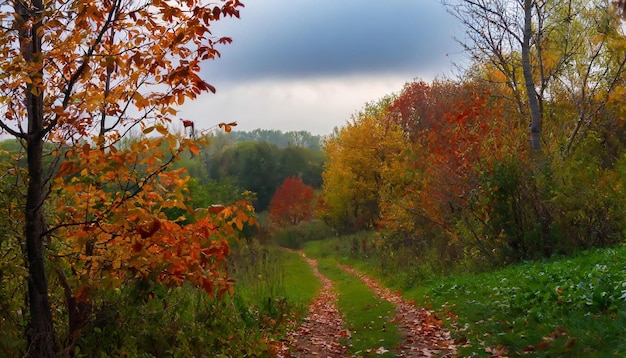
[269,221,334,249]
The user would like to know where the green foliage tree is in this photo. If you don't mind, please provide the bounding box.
[205,140,325,211]
[229,129,322,150]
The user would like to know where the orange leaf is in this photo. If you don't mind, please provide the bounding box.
[82,143,90,156]
[155,125,168,135]
[57,161,75,177]
[208,204,225,214]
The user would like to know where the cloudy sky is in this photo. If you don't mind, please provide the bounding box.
[179,0,465,135]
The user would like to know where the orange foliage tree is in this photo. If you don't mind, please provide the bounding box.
[379,80,528,257]
[0,1,247,356]
[268,176,316,228]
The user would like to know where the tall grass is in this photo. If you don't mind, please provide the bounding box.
[64,240,320,357]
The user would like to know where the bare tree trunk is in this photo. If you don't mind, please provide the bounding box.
[15,1,57,356]
[522,0,542,151]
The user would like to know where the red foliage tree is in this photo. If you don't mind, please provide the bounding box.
[269,176,316,227]
[382,80,527,229]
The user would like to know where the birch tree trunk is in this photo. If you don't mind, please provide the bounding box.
[522,0,542,151]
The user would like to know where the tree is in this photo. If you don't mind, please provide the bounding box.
[268,176,316,228]
[0,1,245,356]
[377,79,538,263]
[280,145,325,188]
[229,129,323,150]
[320,98,407,233]
[213,141,283,211]
[205,140,325,211]
[446,0,626,154]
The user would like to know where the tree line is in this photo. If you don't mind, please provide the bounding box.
[316,0,626,270]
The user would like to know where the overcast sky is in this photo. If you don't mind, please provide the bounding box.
[179,0,464,135]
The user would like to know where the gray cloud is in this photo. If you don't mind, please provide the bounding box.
[182,0,464,136]
[205,0,462,81]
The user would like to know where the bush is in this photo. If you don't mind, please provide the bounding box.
[72,240,313,357]
[455,158,557,266]
[547,149,626,250]
[269,221,334,249]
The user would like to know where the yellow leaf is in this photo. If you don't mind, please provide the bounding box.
[155,125,168,135]
[189,144,199,156]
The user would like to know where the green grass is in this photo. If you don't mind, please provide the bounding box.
[410,247,626,357]
[229,242,322,341]
[281,249,322,306]
[302,236,626,357]
[304,241,401,357]
[231,241,320,315]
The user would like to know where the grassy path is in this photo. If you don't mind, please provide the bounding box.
[339,265,457,357]
[275,254,350,357]
[276,251,457,357]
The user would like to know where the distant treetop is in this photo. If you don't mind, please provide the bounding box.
[218,129,322,150]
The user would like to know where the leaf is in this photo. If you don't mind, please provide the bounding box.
[565,338,576,350]
[375,346,389,354]
[57,161,76,177]
[155,125,168,135]
[189,144,199,156]
[218,122,232,132]
[82,143,90,156]
[208,204,225,214]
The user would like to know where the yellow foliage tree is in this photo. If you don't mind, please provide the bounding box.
[320,98,408,233]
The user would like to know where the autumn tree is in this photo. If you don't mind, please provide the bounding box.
[320,97,407,233]
[446,0,626,153]
[268,176,316,228]
[0,1,247,356]
[377,79,538,263]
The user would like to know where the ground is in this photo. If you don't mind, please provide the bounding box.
[274,254,457,357]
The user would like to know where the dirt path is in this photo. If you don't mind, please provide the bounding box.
[339,265,457,357]
[274,255,351,357]
[275,255,457,357]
